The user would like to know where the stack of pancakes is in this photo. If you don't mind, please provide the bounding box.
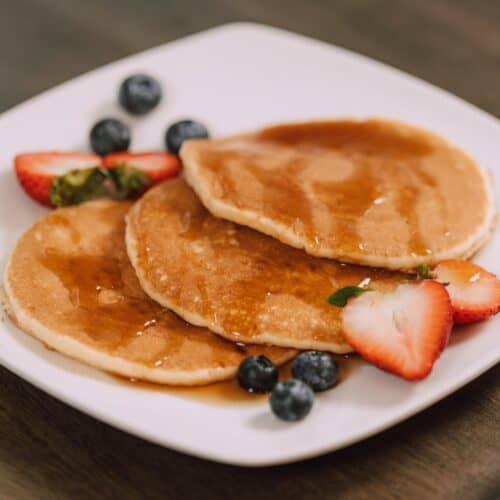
[4,119,495,386]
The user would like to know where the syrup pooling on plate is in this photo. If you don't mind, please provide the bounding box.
[112,354,361,406]
[112,372,269,405]
[5,200,294,384]
[181,119,493,268]
[127,179,409,352]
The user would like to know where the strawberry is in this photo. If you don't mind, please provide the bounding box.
[341,281,453,381]
[15,152,103,206]
[434,260,500,324]
[103,152,181,184]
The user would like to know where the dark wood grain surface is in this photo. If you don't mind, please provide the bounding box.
[1,1,499,498]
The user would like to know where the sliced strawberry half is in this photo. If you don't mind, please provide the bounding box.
[103,152,181,184]
[434,260,500,324]
[15,151,103,206]
[341,281,453,381]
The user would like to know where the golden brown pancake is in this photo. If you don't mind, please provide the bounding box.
[126,179,408,353]
[3,200,294,385]
[181,119,496,270]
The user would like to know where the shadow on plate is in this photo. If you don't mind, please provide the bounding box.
[448,322,485,347]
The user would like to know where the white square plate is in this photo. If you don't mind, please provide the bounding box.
[0,23,498,466]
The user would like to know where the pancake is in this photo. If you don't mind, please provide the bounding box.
[181,119,496,270]
[126,179,408,353]
[3,200,295,386]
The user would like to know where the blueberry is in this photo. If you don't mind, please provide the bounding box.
[119,74,162,115]
[291,351,338,392]
[90,118,130,155]
[269,379,314,422]
[165,120,209,154]
[237,355,278,393]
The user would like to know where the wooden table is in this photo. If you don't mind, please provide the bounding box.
[1,1,499,498]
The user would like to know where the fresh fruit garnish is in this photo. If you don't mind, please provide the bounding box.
[50,165,151,207]
[119,74,162,115]
[269,379,314,422]
[341,281,453,381]
[165,119,209,154]
[103,152,181,184]
[14,152,103,206]
[434,260,500,324]
[90,118,131,155]
[291,351,338,392]
[327,285,370,307]
[237,355,278,393]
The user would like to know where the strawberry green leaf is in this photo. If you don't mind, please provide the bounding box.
[327,286,370,307]
[50,167,112,207]
[416,264,431,280]
[109,164,152,200]
[50,165,152,207]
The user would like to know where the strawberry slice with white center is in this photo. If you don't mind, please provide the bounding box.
[103,152,181,184]
[341,281,453,381]
[434,260,500,324]
[15,151,103,206]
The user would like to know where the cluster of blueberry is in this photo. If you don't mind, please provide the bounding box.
[237,351,339,421]
[88,74,209,156]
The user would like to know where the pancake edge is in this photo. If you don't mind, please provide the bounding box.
[125,202,353,354]
[180,120,497,271]
[2,223,295,386]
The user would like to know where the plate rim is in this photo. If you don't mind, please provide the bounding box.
[2,22,499,128]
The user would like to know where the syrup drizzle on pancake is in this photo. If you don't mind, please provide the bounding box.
[127,179,409,352]
[5,200,294,384]
[182,119,494,269]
